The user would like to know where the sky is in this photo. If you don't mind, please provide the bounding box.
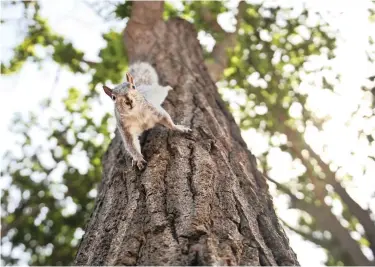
[1,0,375,266]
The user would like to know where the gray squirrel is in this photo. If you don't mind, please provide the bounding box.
[103,62,191,169]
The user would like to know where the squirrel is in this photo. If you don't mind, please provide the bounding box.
[103,62,192,170]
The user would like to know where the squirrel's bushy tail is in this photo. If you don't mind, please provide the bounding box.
[128,62,158,86]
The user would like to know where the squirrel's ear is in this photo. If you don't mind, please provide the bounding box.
[126,73,132,83]
[103,85,113,97]
[126,73,136,89]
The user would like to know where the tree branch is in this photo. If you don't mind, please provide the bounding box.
[281,219,356,265]
[123,1,164,63]
[265,174,297,202]
[268,175,373,265]
[285,125,375,256]
[130,1,164,25]
[281,219,331,249]
[81,59,98,67]
[293,197,373,265]
[203,1,246,82]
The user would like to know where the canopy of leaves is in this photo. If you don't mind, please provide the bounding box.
[1,2,127,265]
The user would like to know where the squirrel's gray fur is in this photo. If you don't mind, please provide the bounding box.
[103,61,191,169]
[129,62,159,85]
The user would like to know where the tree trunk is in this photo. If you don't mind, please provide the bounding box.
[74,2,299,266]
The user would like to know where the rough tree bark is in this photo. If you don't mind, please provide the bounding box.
[75,2,299,266]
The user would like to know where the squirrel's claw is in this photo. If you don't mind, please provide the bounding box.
[175,125,192,134]
[132,158,147,170]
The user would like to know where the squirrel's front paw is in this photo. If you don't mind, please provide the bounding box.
[175,125,192,134]
[132,158,147,170]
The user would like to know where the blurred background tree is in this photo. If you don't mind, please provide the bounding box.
[1,0,374,266]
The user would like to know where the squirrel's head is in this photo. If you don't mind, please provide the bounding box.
[103,72,138,112]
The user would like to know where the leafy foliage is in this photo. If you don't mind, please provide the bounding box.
[1,2,85,74]
[1,2,127,265]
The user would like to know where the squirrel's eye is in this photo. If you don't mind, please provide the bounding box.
[111,95,116,101]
